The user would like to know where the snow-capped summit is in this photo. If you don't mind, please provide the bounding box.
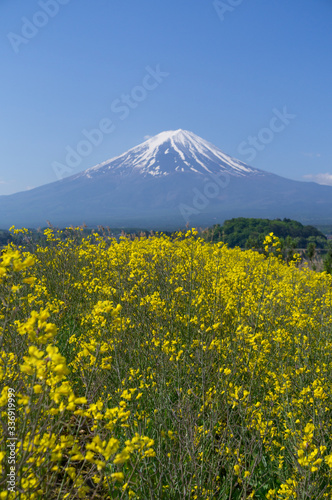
[79,129,260,180]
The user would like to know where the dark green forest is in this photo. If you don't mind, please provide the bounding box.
[201,217,332,273]
[201,217,328,248]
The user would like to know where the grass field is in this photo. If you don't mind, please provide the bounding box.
[1,227,332,499]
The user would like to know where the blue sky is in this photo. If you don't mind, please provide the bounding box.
[1,0,332,194]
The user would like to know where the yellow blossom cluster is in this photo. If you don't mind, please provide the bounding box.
[0,226,331,498]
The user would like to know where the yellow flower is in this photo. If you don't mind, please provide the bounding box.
[53,364,69,376]
[111,472,124,482]
[144,448,156,457]
[104,438,120,460]
[121,389,132,400]
[325,454,332,468]
[23,277,36,285]
[114,450,131,464]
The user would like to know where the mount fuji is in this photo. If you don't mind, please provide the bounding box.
[1,129,332,229]
[78,129,259,179]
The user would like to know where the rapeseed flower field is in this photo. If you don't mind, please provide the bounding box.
[0,227,332,499]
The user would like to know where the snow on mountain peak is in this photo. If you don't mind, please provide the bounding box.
[83,129,261,179]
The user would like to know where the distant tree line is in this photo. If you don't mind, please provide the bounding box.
[201,217,332,273]
[202,217,327,248]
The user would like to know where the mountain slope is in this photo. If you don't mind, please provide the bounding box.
[1,129,332,229]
